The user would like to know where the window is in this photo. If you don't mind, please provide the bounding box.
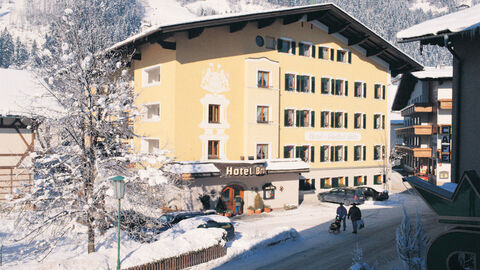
[337,50,347,63]
[320,178,332,189]
[354,145,362,161]
[354,176,365,186]
[373,114,382,129]
[277,38,294,54]
[296,110,314,127]
[318,46,329,60]
[374,145,382,160]
[299,42,312,57]
[321,78,331,94]
[208,140,219,159]
[334,79,348,96]
[257,106,269,123]
[374,175,382,185]
[320,145,330,162]
[143,65,161,87]
[321,111,330,128]
[299,179,316,191]
[295,146,311,162]
[258,71,269,88]
[208,104,220,123]
[332,177,346,187]
[363,146,366,161]
[284,145,294,158]
[297,75,314,93]
[144,104,160,121]
[333,145,344,162]
[374,84,383,99]
[382,115,385,129]
[284,109,295,127]
[354,113,363,129]
[354,82,365,98]
[146,139,159,154]
[257,144,268,159]
[285,74,295,91]
[263,183,276,199]
[382,145,385,160]
[265,36,276,49]
[332,112,347,128]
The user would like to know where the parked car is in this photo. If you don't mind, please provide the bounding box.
[355,187,389,201]
[317,187,365,205]
[197,218,235,241]
[140,211,206,242]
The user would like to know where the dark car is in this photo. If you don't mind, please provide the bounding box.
[197,219,235,241]
[140,211,206,242]
[317,187,365,205]
[355,187,389,201]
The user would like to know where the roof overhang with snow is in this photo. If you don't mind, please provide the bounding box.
[111,3,422,76]
[392,66,452,111]
[397,5,480,46]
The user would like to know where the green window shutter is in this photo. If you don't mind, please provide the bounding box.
[348,51,352,63]
[311,146,315,162]
[365,176,368,185]
[284,146,289,158]
[284,110,289,126]
[318,47,323,59]
[277,38,283,51]
[296,146,300,158]
[383,174,386,183]
[321,112,325,127]
[354,114,358,128]
[321,178,325,188]
[312,45,316,58]
[311,111,315,127]
[300,111,305,127]
[354,177,358,186]
[344,113,348,128]
[331,79,335,95]
[291,41,296,54]
[363,114,366,129]
[330,48,335,60]
[330,146,334,162]
[373,116,377,129]
[345,177,349,187]
[320,147,325,161]
[331,112,335,128]
[382,115,385,129]
[382,85,386,99]
[285,74,288,91]
[296,75,301,92]
[363,83,367,98]
[336,50,341,62]
[345,81,348,96]
[344,146,348,161]
[311,77,315,93]
[296,110,300,127]
[363,146,366,161]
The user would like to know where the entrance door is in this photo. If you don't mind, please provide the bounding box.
[221,185,244,214]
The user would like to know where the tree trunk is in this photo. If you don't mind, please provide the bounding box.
[87,210,95,253]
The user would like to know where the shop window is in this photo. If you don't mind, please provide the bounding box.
[321,78,330,94]
[284,145,294,158]
[318,46,329,60]
[277,38,294,54]
[285,74,295,91]
[299,179,316,191]
[258,71,270,88]
[257,106,269,123]
[321,111,330,128]
[299,42,312,57]
[439,171,449,179]
[256,144,268,159]
[374,175,382,185]
[144,104,160,121]
[265,36,276,49]
[263,183,276,200]
[320,178,332,189]
[208,104,220,123]
[354,145,362,161]
[284,109,295,127]
[208,140,219,159]
[320,145,330,162]
[222,189,230,202]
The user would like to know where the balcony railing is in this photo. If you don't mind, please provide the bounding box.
[396,145,433,158]
[438,99,452,110]
[396,125,433,136]
[400,103,433,117]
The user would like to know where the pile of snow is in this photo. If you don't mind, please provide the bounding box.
[164,215,231,236]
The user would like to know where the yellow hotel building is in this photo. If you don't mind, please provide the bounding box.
[113,4,422,212]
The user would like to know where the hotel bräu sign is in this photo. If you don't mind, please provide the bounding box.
[215,163,267,178]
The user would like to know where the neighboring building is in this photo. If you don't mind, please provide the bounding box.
[390,119,404,167]
[113,4,422,211]
[0,69,44,201]
[392,67,452,185]
[397,4,480,183]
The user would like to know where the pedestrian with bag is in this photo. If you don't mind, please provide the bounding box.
[347,203,362,234]
[234,195,243,215]
[336,202,347,231]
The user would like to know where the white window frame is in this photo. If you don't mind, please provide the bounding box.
[142,64,161,88]
[353,81,365,98]
[374,83,383,99]
[317,45,332,61]
[256,142,271,160]
[285,72,297,91]
[265,36,276,49]
[320,144,331,163]
[278,37,294,54]
[300,108,314,128]
[256,104,272,124]
[257,69,272,89]
[320,77,332,95]
[353,144,365,161]
[283,144,295,158]
[298,41,314,58]
[353,112,364,129]
[336,48,349,64]
[334,78,347,97]
[320,110,331,128]
[141,137,161,154]
[142,102,161,122]
[373,113,382,129]
[373,144,382,161]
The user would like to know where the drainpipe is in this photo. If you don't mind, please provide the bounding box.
[278,66,282,158]
[444,35,461,183]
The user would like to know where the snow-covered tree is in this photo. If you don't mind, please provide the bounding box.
[396,208,430,270]
[13,37,29,67]
[0,28,15,68]
[7,0,182,257]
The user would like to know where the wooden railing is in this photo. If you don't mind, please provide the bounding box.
[124,243,227,270]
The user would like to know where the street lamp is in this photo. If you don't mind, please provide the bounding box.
[109,175,125,270]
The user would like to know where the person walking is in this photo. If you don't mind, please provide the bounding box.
[336,203,347,231]
[347,203,362,233]
[234,195,243,215]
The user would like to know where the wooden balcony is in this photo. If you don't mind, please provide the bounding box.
[400,103,433,117]
[396,146,433,158]
[396,125,433,136]
[438,99,452,110]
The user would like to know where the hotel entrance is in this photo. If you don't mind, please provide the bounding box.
[221,185,244,214]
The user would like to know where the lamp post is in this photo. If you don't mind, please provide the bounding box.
[109,175,125,270]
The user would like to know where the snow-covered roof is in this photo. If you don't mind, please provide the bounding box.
[397,5,480,41]
[265,159,309,172]
[166,162,220,175]
[0,69,48,117]
[411,66,452,80]
[109,3,422,75]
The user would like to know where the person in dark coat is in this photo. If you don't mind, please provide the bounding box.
[336,203,347,231]
[234,196,243,215]
[347,203,362,233]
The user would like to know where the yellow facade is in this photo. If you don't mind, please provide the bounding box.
[132,19,389,172]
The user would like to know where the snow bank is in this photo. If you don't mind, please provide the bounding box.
[162,215,231,238]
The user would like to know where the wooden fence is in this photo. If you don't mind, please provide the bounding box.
[124,243,227,270]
